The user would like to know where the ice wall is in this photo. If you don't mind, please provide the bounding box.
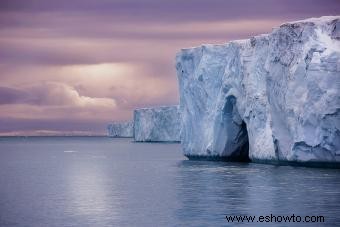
[134,106,181,142]
[176,16,340,165]
[107,122,133,138]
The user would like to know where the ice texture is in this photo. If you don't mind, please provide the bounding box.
[134,106,181,142]
[107,122,133,138]
[176,16,340,165]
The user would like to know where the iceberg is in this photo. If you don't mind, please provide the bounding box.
[134,106,181,142]
[107,122,133,138]
[176,16,340,166]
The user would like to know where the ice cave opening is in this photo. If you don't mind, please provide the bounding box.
[222,95,250,162]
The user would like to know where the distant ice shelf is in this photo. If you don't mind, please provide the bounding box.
[133,105,181,142]
[107,122,133,138]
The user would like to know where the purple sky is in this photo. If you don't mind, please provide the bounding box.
[0,0,339,135]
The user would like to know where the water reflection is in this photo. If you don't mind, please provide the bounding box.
[1,137,340,227]
[175,160,340,226]
[65,155,120,223]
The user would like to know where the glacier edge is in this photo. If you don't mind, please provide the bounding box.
[176,16,340,166]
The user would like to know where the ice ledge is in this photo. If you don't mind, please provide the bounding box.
[133,105,181,142]
[107,122,133,138]
[176,16,340,166]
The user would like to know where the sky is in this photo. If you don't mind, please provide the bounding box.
[0,0,339,136]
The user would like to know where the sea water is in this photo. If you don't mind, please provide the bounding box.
[0,137,339,226]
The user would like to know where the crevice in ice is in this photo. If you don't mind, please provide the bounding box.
[227,121,250,162]
[222,95,250,162]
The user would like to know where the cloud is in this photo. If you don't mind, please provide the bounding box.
[0,63,179,108]
[0,86,29,104]
[32,82,117,107]
[0,0,339,135]
[0,19,284,67]
[0,62,178,126]
[0,117,110,135]
[1,0,339,23]
[0,82,116,107]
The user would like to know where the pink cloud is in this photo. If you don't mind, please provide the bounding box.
[0,0,339,135]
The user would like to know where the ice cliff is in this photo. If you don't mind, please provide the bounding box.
[134,106,181,142]
[107,122,133,138]
[176,16,340,165]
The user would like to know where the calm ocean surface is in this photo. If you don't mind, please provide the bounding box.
[0,137,339,226]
